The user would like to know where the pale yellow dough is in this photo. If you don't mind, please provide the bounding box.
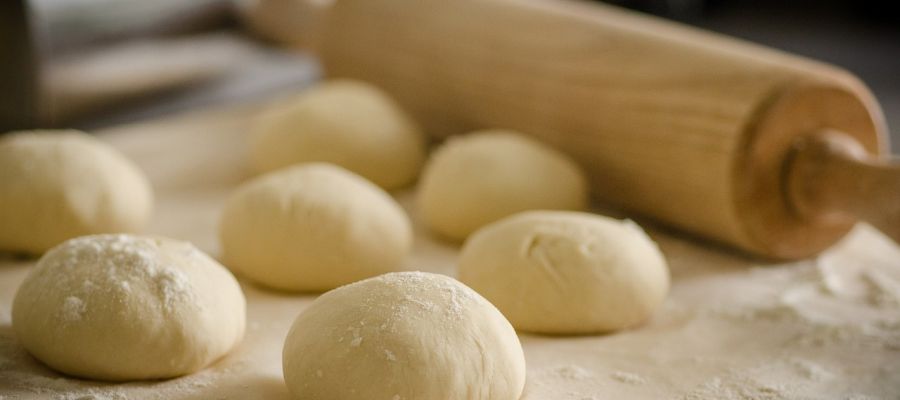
[417,130,588,242]
[219,163,412,292]
[0,130,153,254]
[11,234,246,381]
[250,80,426,190]
[282,271,526,400]
[459,211,669,334]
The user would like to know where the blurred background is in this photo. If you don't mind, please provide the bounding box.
[1,0,898,149]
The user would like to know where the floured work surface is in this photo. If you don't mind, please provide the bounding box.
[1,104,899,399]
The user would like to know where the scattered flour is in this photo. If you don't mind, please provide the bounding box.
[861,269,900,308]
[681,375,787,400]
[543,364,593,380]
[790,359,833,382]
[611,371,646,385]
[845,395,877,400]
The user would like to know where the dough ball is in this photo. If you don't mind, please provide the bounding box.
[11,234,246,381]
[417,130,588,242]
[0,131,153,254]
[219,163,412,292]
[282,271,526,400]
[459,211,669,334]
[250,80,426,189]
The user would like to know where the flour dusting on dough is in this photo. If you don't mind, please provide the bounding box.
[60,296,85,322]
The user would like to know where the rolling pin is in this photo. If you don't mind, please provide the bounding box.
[248,0,897,259]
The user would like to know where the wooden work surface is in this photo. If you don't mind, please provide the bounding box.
[1,103,899,399]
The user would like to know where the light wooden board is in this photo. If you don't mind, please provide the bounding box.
[2,103,899,399]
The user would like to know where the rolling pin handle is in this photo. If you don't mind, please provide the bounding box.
[786,130,900,243]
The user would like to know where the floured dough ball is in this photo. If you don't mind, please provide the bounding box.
[11,234,245,381]
[0,131,153,254]
[250,80,426,190]
[219,163,412,292]
[459,211,669,334]
[417,130,588,242]
[282,271,526,400]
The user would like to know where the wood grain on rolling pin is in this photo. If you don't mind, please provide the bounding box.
[318,0,887,259]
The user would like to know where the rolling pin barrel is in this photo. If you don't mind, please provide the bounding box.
[316,0,890,259]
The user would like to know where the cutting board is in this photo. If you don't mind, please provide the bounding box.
[1,102,899,399]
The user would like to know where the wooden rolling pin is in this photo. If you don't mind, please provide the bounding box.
[250,0,897,259]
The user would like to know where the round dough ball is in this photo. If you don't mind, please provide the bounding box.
[459,211,669,334]
[0,131,153,254]
[417,130,588,242]
[11,234,246,381]
[250,80,426,189]
[282,271,526,400]
[219,163,412,292]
